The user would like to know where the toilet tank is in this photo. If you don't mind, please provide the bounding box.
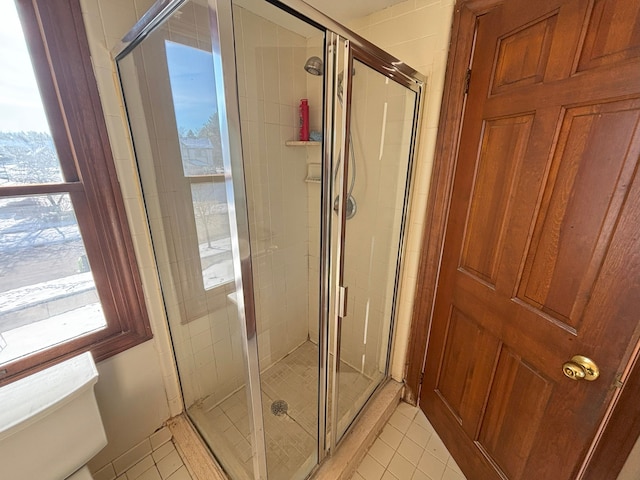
[0,352,107,480]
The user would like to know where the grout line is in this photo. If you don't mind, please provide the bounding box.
[353,402,468,480]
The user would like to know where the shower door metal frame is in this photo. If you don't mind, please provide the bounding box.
[263,0,425,88]
[208,1,269,477]
[318,31,338,464]
[115,0,425,478]
[328,35,352,454]
[326,37,426,452]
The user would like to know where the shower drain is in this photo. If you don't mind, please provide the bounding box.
[271,400,288,416]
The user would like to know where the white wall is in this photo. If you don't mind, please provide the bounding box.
[233,5,313,371]
[79,0,180,471]
[88,342,170,469]
[346,0,455,380]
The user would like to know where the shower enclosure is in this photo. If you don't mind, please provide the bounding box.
[116,0,424,478]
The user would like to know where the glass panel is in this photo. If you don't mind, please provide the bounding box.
[189,182,234,290]
[232,0,323,477]
[165,40,224,177]
[0,193,106,365]
[0,1,64,185]
[116,2,255,478]
[336,59,417,438]
[164,39,232,290]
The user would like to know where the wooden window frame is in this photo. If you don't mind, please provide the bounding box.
[0,0,152,386]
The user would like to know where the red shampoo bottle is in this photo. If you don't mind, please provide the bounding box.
[299,99,309,141]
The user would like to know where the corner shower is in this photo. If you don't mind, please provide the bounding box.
[115,0,424,479]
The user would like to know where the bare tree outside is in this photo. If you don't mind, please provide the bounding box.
[0,130,104,361]
[181,114,234,290]
[0,0,107,364]
[165,40,234,291]
[0,132,82,287]
[191,183,228,248]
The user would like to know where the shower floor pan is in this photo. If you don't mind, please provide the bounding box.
[188,340,378,480]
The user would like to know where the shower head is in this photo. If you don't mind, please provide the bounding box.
[304,56,323,76]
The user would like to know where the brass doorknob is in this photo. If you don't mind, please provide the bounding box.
[562,355,599,381]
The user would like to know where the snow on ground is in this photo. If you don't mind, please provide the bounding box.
[0,234,234,363]
[0,271,96,313]
[0,303,105,364]
[198,237,235,289]
[203,258,234,290]
[198,236,231,258]
[0,222,81,251]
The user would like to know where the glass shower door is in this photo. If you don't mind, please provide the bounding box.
[116,1,267,478]
[229,1,326,478]
[333,54,419,440]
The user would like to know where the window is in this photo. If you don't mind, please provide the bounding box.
[0,0,152,385]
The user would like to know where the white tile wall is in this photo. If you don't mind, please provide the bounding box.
[79,0,182,469]
[304,33,325,345]
[112,1,249,408]
[233,5,316,371]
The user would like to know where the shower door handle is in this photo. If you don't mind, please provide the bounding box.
[338,286,348,318]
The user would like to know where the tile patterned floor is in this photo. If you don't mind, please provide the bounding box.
[95,348,460,480]
[351,402,467,480]
[189,341,379,480]
[93,427,194,480]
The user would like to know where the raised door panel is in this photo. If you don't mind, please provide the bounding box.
[435,307,501,437]
[490,14,557,95]
[517,99,640,329]
[477,348,553,480]
[460,115,534,286]
[578,0,640,72]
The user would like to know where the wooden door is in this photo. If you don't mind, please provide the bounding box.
[419,0,640,478]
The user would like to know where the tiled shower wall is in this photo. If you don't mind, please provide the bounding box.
[305,34,324,345]
[302,36,415,377]
[135,3,320,407]
[233,5,314,371]
[120,1,248,408]
[81,0,454,418]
